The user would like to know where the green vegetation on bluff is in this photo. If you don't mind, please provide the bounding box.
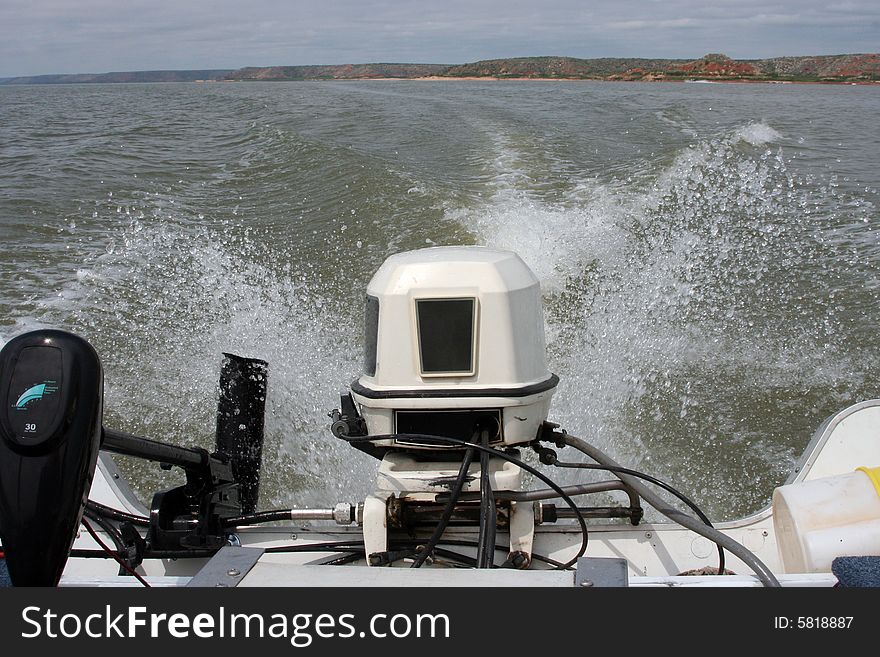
[224,63,449,81]
[438,53,880,82]
[222,53,880,83]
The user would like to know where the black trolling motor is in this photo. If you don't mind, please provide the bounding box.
[0,329,268,586]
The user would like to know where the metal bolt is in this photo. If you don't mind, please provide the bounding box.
[579,580,594,587]
[507,551,531,570]
[290,533,298,541]
[227,568,241,577]
[645,532,652,539]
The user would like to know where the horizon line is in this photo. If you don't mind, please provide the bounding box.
[4,52,878,80]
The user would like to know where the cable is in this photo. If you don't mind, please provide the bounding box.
[265,541,367,554]
[81,517,151,587]
[410,445,475,568]
[450,479,641,510]
[83,436,742,579]
[264,541,481,569]
[321,553,364,566]
[553,462,711,525]
[222,510,295,528]
[71,537,572,570]
[82,509,148,577]
[395,537,573,570]
[83,507,128,554]
[476,428,496,568]
[86,500,150,527]
[555,431,781,588]
[343,433,589,569]
[549,459,723,572]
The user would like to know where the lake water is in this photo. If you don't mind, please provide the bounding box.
[0,79,877,520]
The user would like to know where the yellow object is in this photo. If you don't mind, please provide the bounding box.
[856,466,880,497]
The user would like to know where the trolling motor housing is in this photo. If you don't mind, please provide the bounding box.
[0,327,269,582]
[0,329,103,585]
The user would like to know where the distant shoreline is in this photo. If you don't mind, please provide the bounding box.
[3,53,879,86]
[232,75,879,86]
[4,76,877,87]
[414,75,879,85]
[216,76,880,87]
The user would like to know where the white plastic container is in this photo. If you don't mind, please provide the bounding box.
[772,467,880,573]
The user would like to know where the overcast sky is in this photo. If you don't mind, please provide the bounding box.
[1,0,877,77]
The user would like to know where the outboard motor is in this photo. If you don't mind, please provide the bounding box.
[333,247,558,566]
[0,330,103,586]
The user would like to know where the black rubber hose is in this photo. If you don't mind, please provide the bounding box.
[476,428,496,568]
[396,538,572,570]
[80,518,151,587]
[71,538,572,570]
[410,445,475,568]
[71,548,218,559]
[551,460,722,571]
[558,431,781,588]
[264,541,365,553]
[222,510,294,528]
[83,507,127,553]
[86,500,150,527]
[266,541,480,569]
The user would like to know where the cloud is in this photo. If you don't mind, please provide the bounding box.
[1,0,878,77]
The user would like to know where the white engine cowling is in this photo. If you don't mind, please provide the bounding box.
[351,246,557,447]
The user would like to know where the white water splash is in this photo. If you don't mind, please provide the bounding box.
[732,122,782,147]
[45,215,374,507]
[450,130,629,291]
[446,121,872,517]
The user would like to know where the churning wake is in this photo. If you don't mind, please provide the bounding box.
[455,121,878,517]
[3,81,877,523]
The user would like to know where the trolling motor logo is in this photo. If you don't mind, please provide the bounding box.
[13,381,59,434]
[14,382,59,410]
[13,381,58,434]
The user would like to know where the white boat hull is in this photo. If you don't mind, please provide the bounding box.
[62,400,880,587]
